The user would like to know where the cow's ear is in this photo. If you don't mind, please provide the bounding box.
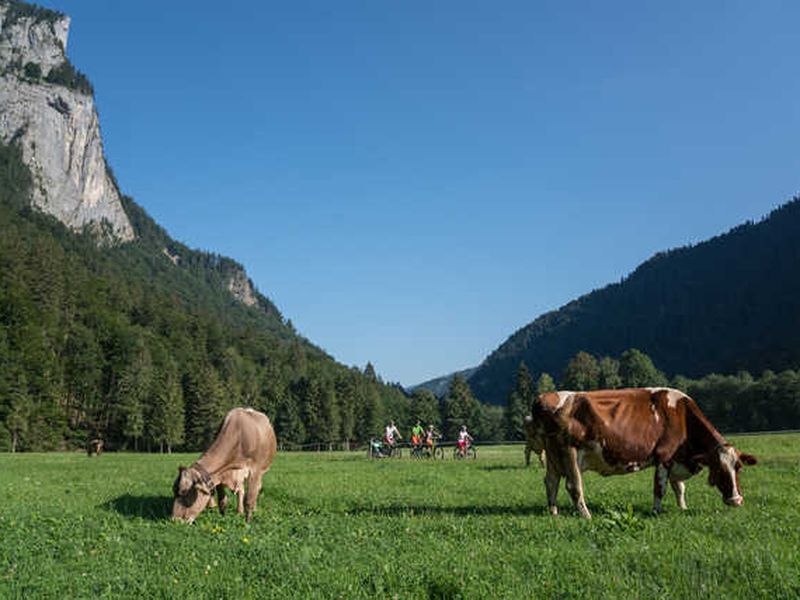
[691,453,708,465]
[178,465,186,474]
[739,453,757,466]
[196,480,213,495]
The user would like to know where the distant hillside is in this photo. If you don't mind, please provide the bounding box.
[409,367,477,398]
[469,199,800,405]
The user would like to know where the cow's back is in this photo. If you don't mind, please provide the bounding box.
[204,408,277,474]
[234,408,277,469]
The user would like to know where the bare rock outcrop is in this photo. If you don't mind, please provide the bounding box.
[0,2,134,241]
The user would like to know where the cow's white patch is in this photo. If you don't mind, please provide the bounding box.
[555,391,575,410]
[670,479,687,509]
[719,445,742,503]
[646,387,684,409]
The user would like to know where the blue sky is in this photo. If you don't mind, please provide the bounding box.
[41,1,800,385]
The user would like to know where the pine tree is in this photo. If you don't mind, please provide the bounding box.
[4,368,31,452]
[505,362,533,440]
[148,353,184,453]
[442,374,480,440]
[409,389,441,429]
[364,362,379,383]
[184,363,226,449]
[536,372,556,395]
[114,338,152,450]
[336,371,358,447]
[275,392,305,447]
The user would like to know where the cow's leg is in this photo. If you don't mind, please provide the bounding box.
[653,464,669,514]
[564,446,591,519]
[670,478,687,510]
[544,456,561,516]
[216,486,228,515]
[236,484,245,514]
[524,445,531,467]
[244,472,264,523]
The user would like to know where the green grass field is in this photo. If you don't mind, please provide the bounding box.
[1,435,798,599]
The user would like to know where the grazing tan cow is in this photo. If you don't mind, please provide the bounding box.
[172,408,277,523]
[528,388,757,518]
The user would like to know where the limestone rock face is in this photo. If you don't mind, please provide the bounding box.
[0,3,134,242]
[227,269,258,307]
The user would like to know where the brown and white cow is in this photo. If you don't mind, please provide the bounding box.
[527,388,757,518]
[172,407,277,523]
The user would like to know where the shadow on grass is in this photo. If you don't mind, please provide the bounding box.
[346,503,544,517]
[347,501,662,520]
[477,464,529,472]
[104,494,172,521]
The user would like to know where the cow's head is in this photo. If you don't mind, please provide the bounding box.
[696,444,757,507]
[171,465,214,523]
[524,414,546,454]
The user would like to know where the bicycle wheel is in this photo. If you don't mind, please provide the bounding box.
[453,447,463,460]
[468,446,477,460]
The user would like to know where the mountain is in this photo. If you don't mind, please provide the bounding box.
[468,199,800,405]
[0,0,413,452]
[409,367,477,398]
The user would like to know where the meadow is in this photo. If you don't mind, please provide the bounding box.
[1,435,798,599]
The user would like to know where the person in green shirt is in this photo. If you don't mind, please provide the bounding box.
[411,420,425,450]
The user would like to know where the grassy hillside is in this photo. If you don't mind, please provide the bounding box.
[0,437,797,598]
[470,199,800,405]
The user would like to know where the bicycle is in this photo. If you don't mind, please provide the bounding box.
[453,443,477,460]
[368,438,403,458]
[412,441,444,459]
[410,442,426,459]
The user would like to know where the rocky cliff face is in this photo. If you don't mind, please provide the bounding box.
[0,2,134,241]
[226,268,258,307]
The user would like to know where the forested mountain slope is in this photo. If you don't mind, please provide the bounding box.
[0,134,407,452]
[409,367,477,398]
[469,199,800,405]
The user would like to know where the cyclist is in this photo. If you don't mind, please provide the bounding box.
[457,425,473,458]
[384,421,402,452]
[410,420,425,452]
[425,424,440,451]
